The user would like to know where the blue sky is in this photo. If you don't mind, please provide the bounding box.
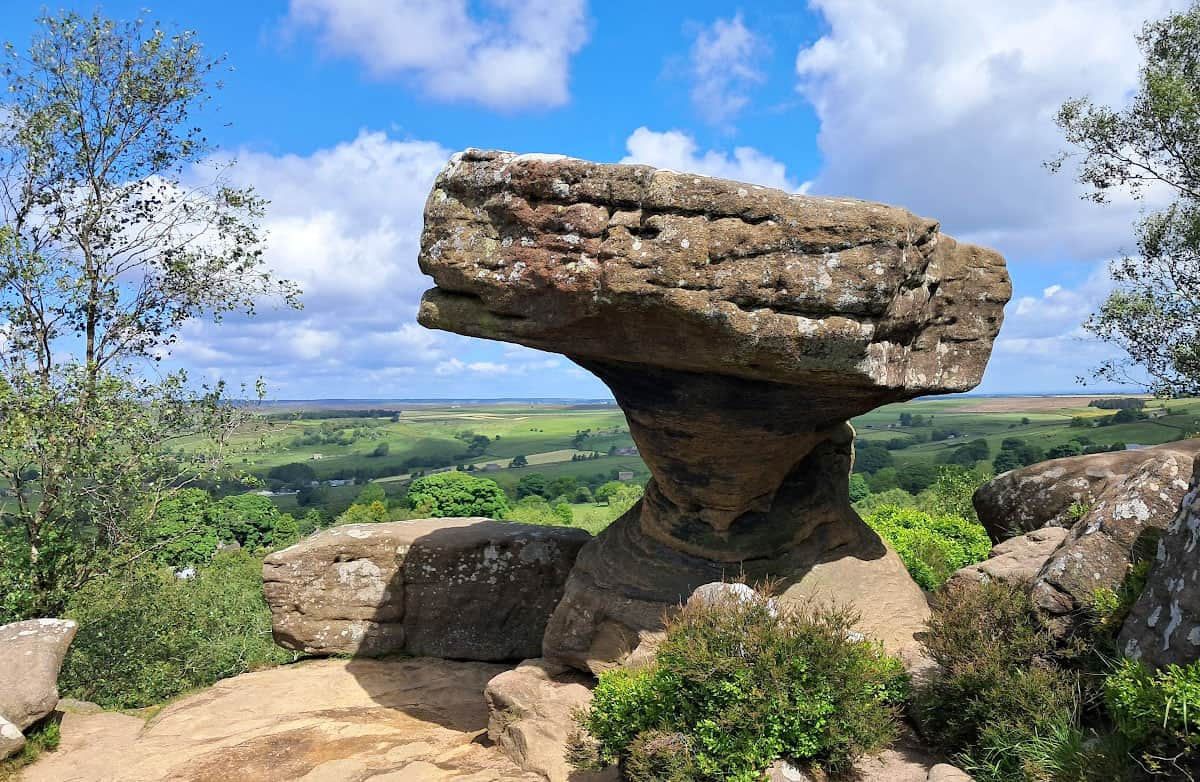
[0,1,1183,399]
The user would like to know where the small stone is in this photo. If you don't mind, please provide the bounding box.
[0,716,25,760]
[928,762,974,781]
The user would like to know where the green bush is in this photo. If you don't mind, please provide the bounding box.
[570,586,907,781]
[863,505,991,590]
[406,472,510,518]
[1106,658,1200,774]
[504,496,572,526]
[915,580,1135,782]
[59,550,292,709]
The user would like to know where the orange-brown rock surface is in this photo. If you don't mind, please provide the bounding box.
[417,149,1011,671]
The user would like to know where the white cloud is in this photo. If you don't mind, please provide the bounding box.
[621,127,804,193]
[168,131,456,393]
[286,0,589,110]
[796,0,1183,260]
[690,14,765,126]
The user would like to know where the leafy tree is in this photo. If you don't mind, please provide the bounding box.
[1053,4,1200,395]
[922,466,989,524]
[355,483,386,506]
[573,485,594,504]
[852,442,894,474]
[215,494,280,550]
[370,442,390,458]
[0,12,296,620]
[1047,442,1085,460]
[548,476,579,500]
[516,473,550,500]
[868,467,901,493]
[406,472,510,518]
[147,488,219,568]
[337,501,388,525]
[509,454,528,468]
[848,473,870,503]
[898,461,939,495]
[266,462,317,489]
[270,514,301,547]
[992,450,1024,474]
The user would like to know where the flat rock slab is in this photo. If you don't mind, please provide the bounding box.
[21,658,544,782]
[0,618,77,731]
[263,518,590,660]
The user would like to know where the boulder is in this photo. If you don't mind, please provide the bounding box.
[973,442,1200,541]
[928,764,974,782]
[1027,443,1200,638]
[0,715,25,760]
[0,618,77,731]
[945,527,1068,589]
[1119,459,1200,667]
[263,518,590,660]
[485,659,619,782]
[417,149,1010,673]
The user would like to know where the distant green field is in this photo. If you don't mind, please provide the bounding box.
[194,395,1200,522]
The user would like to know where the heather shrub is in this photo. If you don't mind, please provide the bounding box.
[570,586,907,781]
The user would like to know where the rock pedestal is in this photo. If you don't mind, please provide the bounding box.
[0,617,78,759]
[417,149,1010,671]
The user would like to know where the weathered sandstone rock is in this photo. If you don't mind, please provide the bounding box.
[928,764,974,782]
[263,518,589,660]
[485,659,619,782]
[1120,459,1200,667]
[0,618,77,732]
[945,527,1068,589]
[0,715,25,761]
[1027,444,1200,638]
[20,658,545,782]
[973,442,1200,541]
[417,149,1010,672]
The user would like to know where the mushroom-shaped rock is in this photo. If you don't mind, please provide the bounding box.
[417,149,1011,672]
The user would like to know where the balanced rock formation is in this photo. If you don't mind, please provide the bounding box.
[1120,458,1200,667]
[0,617,77,758]
[417,149,1010,672]
[263,518,589,660]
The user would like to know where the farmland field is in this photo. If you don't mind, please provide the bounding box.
[203,394,1200,530]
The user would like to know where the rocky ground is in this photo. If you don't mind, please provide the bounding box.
[21,658,542,782]
[22,655,962,782]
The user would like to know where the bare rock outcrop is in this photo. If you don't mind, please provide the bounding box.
[485,659,619,782]
[20,658,546,782]
[973,442,1200,541]
[263,518,589,660]
[1026,445,1199,638]
[972,443,1200,640]
[417,149,1010,672]
[945,527,1068,589]
[1120,459,1200,667]
[0,617,77,760]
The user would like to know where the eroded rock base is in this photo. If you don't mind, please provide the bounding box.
[543,488,930,675]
